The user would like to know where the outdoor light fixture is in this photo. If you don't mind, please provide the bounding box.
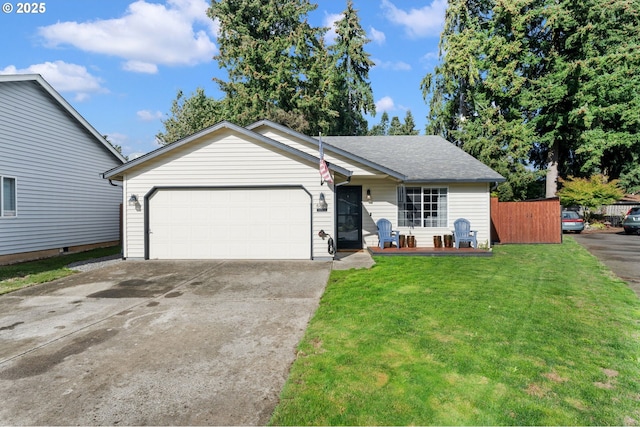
[128,194,139,206]
[366,189,372,202]
[317,192,328,212]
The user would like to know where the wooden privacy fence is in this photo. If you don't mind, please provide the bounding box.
[491,197,561,244]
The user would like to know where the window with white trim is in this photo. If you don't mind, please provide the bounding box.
[1,176,17,217]
[398,186,448,227]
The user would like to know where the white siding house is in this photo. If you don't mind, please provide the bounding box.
[104,122,351,260]
[0,74,126,264]
[105,120,504,261]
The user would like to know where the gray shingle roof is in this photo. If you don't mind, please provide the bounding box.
[322,135,505,183]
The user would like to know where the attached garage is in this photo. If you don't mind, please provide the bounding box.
[103,121,351,261]
[146,186,311,260]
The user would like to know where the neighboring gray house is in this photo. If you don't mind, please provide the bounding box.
[0,74,126,264]
[104,120,504,261]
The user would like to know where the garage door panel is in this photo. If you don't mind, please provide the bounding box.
[149,188,310,259]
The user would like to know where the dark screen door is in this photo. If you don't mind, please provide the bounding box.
[336,186,362,250]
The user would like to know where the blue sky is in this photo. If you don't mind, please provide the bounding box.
[1,0,446,158]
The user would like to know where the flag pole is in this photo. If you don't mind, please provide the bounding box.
[319,132,323,185]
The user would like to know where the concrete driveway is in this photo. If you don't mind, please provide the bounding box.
[573,231,640,298]
[0,260,331,425]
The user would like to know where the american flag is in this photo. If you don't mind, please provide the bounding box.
[318,135,333,184]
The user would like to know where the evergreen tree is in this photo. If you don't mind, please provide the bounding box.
[423,0,640,199]
[388,116,403,135]
[423,0,540,200]
[367,110,420,136]
[156,88,222,145]
[368,111,389,136]
[401,110,419,135]
[207,0,336,135]
[550,0,640,190]
[328,0,376,135]
[524,0,640,196]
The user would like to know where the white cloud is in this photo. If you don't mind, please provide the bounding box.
[124,61,159,74]
[323,12,342,44]
[381,0,447,38]
[0,61,106,101]
[372,58,412,71]
[375,96,395,112]
[137,110,163,121]
[38,0,217,73]
[368,27,386,45]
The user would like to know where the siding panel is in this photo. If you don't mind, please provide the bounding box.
[255,128,381,176]
[0,80,123,257]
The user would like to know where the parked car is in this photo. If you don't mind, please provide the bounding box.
[562,210,584,233]
[622,207,640,234]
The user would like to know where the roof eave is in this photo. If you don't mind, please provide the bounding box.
[402,177,507,184]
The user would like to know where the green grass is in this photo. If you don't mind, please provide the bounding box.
[270,238,640,426]
[0,246,121,295]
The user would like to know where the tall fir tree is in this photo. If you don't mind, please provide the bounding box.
[529,0,640,194]
[401,110,419,135]
[207,0,336,135]
[424,0,640,199]
[423,0,540,200]
[367,111,420,136]
[368,111,389,136]
[327,0,376,135]
[388,116,403,135]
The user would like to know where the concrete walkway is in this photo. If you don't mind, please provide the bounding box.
[332,251,376,270]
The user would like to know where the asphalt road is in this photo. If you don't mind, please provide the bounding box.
[572,230,640,299]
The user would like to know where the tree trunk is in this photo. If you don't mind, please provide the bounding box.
[546,141,559,198]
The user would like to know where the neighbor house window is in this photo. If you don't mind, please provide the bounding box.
[398,186,447,227]
[1,176,16,217]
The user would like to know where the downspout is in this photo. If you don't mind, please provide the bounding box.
[99,172,121,187]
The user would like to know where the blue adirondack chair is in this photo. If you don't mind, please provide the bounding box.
[377,218,400,249]
[453,218,478,248]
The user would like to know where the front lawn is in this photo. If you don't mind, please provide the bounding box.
[0,246,121,295]
[270,238,640,425]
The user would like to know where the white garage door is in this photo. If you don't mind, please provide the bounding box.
[148,188,311,259]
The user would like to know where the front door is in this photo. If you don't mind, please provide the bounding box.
[336,186,362,250]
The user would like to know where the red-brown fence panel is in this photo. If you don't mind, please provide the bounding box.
[491,197,561,244]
